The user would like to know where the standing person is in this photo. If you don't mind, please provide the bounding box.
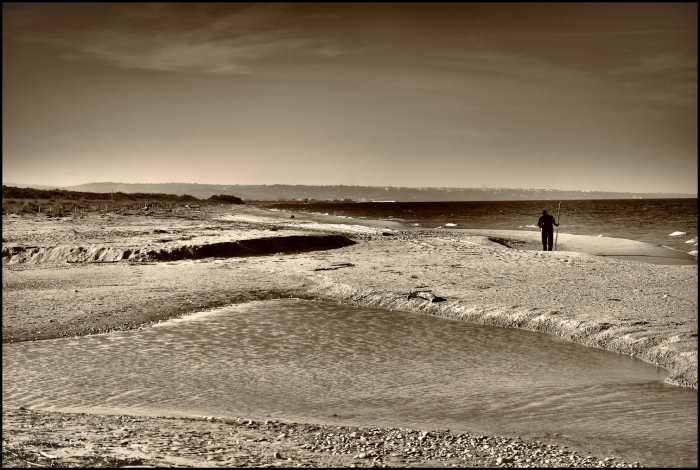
[538,210,559,251]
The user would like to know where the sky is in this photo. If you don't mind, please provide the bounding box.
[2,3,697,194]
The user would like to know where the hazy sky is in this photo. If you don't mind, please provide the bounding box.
[3,3,697,193]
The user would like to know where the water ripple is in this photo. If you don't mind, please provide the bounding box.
[3,299,696,467]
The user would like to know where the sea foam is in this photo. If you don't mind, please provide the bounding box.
[669,231,686,236]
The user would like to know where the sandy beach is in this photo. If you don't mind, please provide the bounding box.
[2,205,696,467]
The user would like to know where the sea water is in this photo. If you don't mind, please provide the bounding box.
[265,198,698,257]
[3,300,697,467]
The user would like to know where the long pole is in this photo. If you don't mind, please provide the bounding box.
[554,201,561,251]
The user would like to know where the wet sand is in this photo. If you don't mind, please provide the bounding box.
[2,206,697,467]
[457,229,697,265]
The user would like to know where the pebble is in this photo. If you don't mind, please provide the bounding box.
[295,424,639,467]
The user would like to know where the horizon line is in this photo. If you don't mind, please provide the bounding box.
[2,181,697,197]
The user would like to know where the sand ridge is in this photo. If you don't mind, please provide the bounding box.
[1,207,362,264]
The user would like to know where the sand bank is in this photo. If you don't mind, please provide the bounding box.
[2,208,696,467]
[1,208,362,265]
[226,207,406,230]
[2,209,696,388]
[1,235,355,264]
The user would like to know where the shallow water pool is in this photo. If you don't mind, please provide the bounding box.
[3,299,697,467]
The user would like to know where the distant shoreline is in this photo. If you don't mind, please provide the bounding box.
[4,181,696,202]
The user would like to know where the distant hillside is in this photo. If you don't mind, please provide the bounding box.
[54,182,697,202]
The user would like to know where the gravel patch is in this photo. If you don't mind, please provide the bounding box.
[2,408,642,468]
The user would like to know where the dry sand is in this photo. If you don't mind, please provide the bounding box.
[2,205,696,467]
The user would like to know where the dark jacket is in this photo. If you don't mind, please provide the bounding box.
[538,214,558,231]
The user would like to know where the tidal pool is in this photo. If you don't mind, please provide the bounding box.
[3,299,697,467]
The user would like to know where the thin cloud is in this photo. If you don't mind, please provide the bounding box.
[10,4,347,74]
[548,29,696,37]
[609,52,696,75]
[298,13,341,20]
[397,35,501,46]
[439,47,697,107]
[399,30,695,47]
[606,52,697,106]
[437,50,589,82]
[56,29,313,74]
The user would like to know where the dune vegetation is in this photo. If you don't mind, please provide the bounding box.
[1,185,243,217]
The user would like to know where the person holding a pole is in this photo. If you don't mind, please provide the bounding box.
[538,209,559,251]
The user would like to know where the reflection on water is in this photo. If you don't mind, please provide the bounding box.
[3,299,697,467]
